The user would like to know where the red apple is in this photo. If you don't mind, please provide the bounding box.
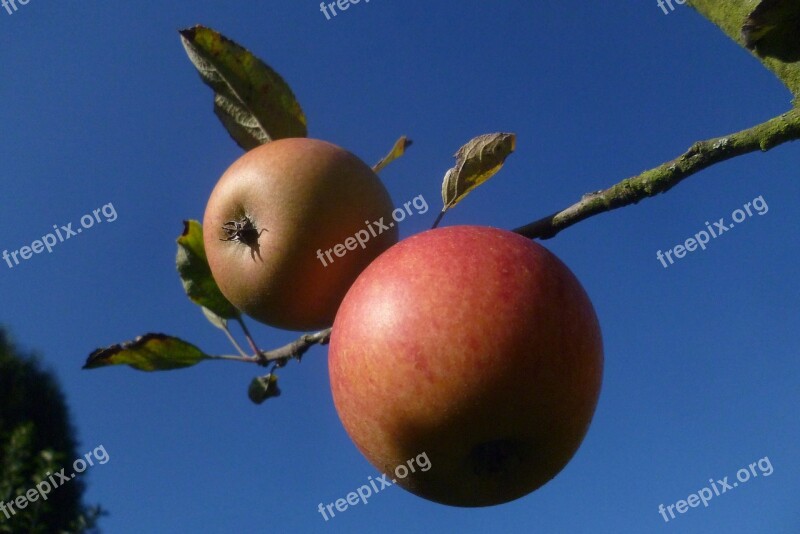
[328,225,603,507]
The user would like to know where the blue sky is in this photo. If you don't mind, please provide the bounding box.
[1,1,798,532]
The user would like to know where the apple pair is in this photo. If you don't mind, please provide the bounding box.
[203,138,603,507]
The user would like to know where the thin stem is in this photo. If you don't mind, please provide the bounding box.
[236,316,262,356]
[431,209,446,229]
[221,324,249,358]
[213,328,333,366]
[514,107,800,240]
[208,354,262,363]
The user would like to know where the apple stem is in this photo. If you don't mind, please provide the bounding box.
[236,317,263,357]
[513,107,800,240]
[220,322,250,358]
[431,209,446,229]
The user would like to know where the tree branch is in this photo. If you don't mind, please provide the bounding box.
[255,328,332,367]
[212,328,332,366]
[514,107,800,240]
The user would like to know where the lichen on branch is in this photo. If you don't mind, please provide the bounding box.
[514,108,800,239]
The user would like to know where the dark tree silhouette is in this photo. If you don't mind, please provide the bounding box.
[0,327,102,533]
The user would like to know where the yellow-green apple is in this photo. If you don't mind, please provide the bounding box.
[203,138,397,331]
[328,225,603,506]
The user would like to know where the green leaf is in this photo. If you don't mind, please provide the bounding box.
[83,334,210,371]
[177,220,240,320]
[179,25,307,149]
[441,133,516,210]
[688,0,800,101]
[373,136,413,173]
[248,373,281,404]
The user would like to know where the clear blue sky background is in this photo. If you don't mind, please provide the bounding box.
[1,1,798,532]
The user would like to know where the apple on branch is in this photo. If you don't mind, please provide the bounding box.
[203,137,398,331]
[329,225,603,507]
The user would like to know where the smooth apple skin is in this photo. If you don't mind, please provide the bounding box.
[329,226,603,507]
[203,138,398,331]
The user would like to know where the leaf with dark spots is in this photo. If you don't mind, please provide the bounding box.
[84,334,211,371]
[179,25,307,149]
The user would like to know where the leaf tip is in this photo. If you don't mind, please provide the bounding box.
[180,219,192,238]
[178,25,202,40]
